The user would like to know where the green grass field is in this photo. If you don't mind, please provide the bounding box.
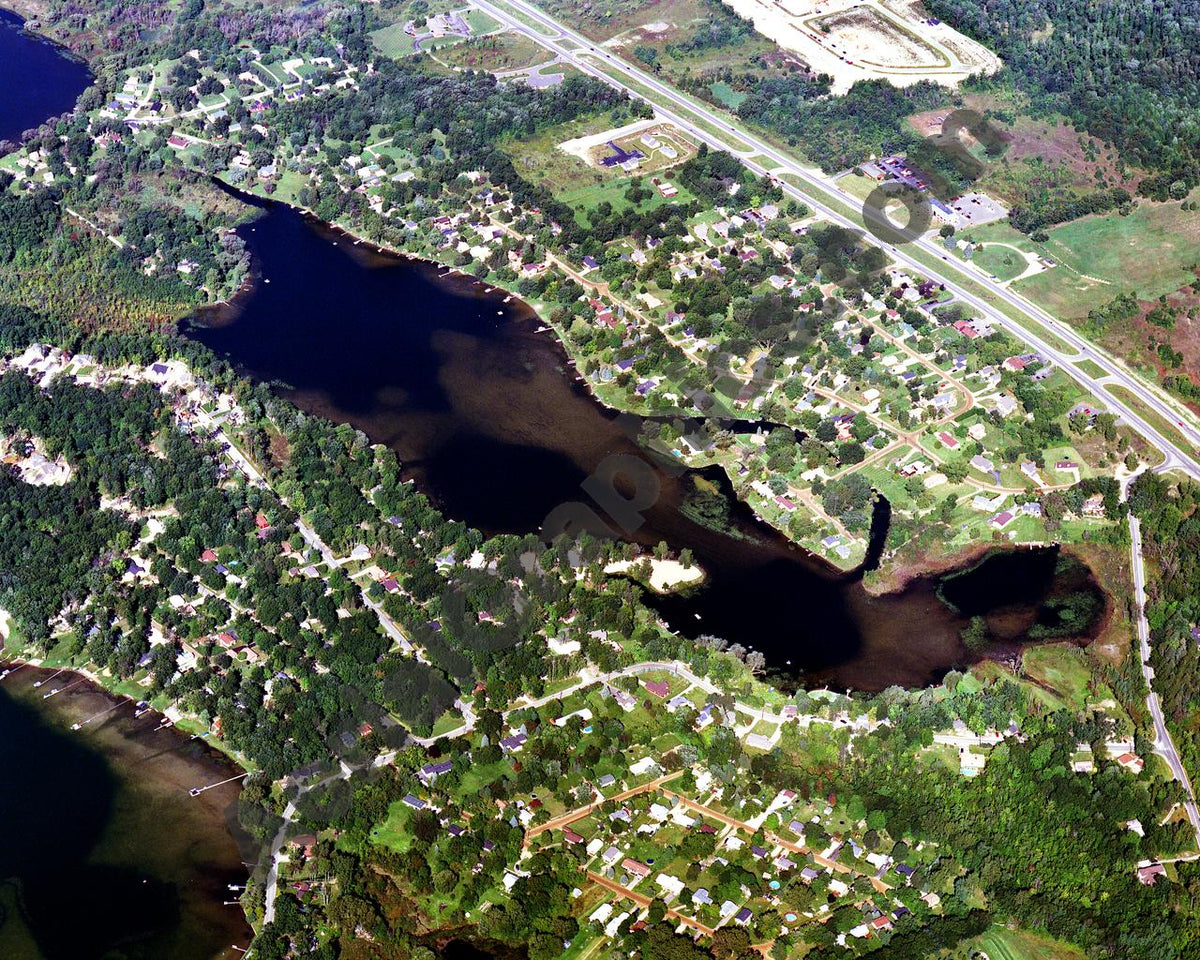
[439,32,551,72]
[709,81,746,108]
[369,22,418,59]
[1021,644,1095,710]
[464,8,503,33]
[970,925,1086,960]
[1014,200,1200,319]
[371,799,415,852]
[254,61,289,88]
[972,242,1030,282]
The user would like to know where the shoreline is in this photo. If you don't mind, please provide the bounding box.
[860,539,1003,597]
[0,658,254,958]
[207,182,866,581]
[0,642,254,770]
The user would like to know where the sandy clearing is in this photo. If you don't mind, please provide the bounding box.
[605,557,706,592]
[719,0,1000,94]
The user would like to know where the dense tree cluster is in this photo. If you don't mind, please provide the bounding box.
[734,78,952,174]
[1128,472,1200,786]
[928,0,1200,190]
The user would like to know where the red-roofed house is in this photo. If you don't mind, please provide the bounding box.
[644,680,670,698]
[1117,753,1145,774]
[622,858,652,878]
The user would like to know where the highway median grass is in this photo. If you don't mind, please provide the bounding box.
[1073,358,1108,381]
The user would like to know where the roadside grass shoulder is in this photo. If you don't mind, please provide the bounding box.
[1107,384,1196,462]
[1072,358,1107,380]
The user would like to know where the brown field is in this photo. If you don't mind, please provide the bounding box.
[1002,118,1142,193]
[907,94,1142,207]
[437,32,552,72]
[1098,272,1200,407]
[569,0,708,42]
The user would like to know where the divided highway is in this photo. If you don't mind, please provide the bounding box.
[475,0,1200,480]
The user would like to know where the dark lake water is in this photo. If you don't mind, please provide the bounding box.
[187,197,1106,690]
[0,10,91,143]
[0,666,252,960]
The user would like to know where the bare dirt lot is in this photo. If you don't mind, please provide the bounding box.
[813,6,943,68]
[720,0,999,92]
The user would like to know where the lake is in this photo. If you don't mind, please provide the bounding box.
[0,10,91,144]
[0,665,253,960]
[187,197,1106,689]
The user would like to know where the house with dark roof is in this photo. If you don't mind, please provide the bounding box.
[499,733,527,753]
[418,760,454,785]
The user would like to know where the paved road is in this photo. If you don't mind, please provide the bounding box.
[584,870,718,937]
[474,0,1200,481]
[411,658,875,747]
[262,761,352,925]
[1125,485,1200,849]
